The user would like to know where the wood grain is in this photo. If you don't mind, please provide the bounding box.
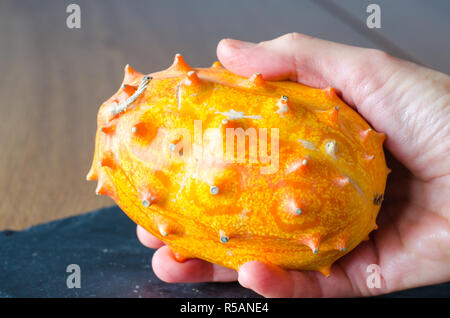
[0,0,446,230]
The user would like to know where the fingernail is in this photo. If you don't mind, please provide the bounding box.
[226,39,257,50]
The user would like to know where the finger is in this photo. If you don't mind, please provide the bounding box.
[237,262,356,298]
[238,239,392,298]
[238,261,295,297]
[136,225,165,249]
[151,245,238,283]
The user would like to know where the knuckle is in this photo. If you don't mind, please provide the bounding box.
[363,48,394,63]
[280,32,313,43]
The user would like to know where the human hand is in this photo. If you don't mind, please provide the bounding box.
[138,33,450,297]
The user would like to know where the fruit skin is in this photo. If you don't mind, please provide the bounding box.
[87,54,389,276]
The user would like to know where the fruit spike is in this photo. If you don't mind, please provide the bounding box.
[335,176,350,187]
[140,187,159,207]
[169,53,192,73]
[376,132,387,143]
[276,95,290,114]
[325,140,338,159]
[95,177,114,196]
[86,168,97,181]
[121,83,137,96]
[151,214,180,237]
[373,194,384,205]
[173,251,189,262]
[248,73,265,87]
[158,223,169,237]
[360,128,373,141]
[210,185,219,195]
[317,106,339,126]
[360,128,386,143]
[131,121,149,137]
[99,151,117,169]
[142,198,152,207]
[87,59,388,276]
[95,181,107,195]
[318,265,332,277]
[285,156,310,174]
[184,70,201,86]
[322,86,339,99]
[100,122,116,135]
[300,235,321,254]
[333,234,349,252]
[123,64,143,84]
[219,230,229,243]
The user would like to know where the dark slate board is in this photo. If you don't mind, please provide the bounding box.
[0,206,448,298]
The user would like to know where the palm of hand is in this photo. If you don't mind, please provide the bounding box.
[333,152,450,297]
[326,55,450,296]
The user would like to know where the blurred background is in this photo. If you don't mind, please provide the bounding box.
[0,0,449,230]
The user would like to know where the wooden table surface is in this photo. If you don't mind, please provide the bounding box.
[1,0,449,230]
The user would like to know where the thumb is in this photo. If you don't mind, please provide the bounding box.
[217,33,394,108]
[217,33,450,180]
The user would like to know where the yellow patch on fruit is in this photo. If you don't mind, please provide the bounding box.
[87,54,389,276]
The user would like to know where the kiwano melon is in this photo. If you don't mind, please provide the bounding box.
[87,54,389,276]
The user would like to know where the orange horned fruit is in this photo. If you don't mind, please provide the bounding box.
[87,54,389,276]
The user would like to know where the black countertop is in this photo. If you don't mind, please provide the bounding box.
[0,206,448,298]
